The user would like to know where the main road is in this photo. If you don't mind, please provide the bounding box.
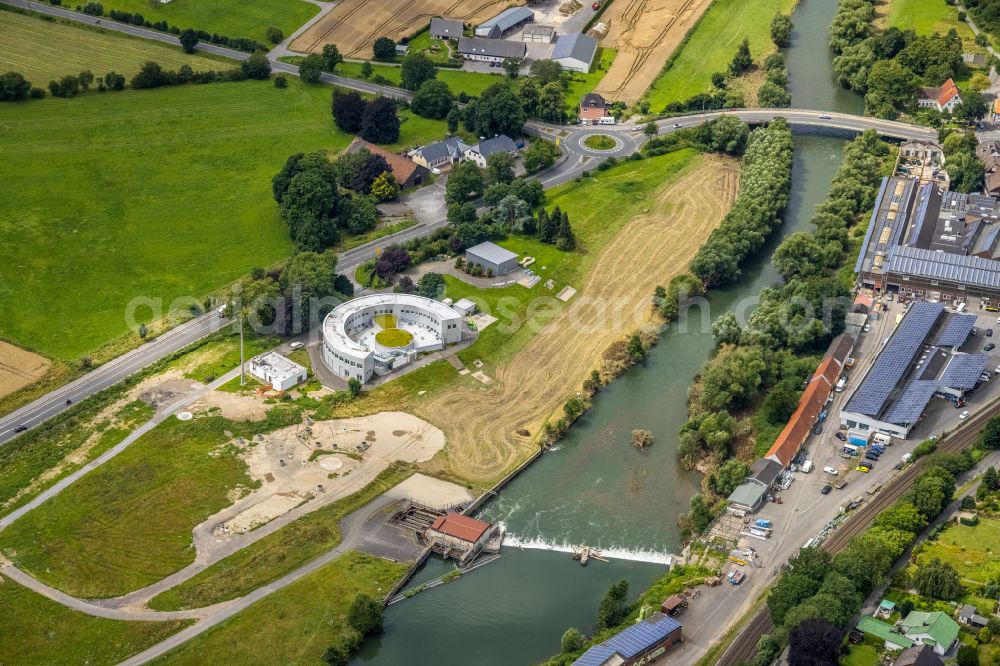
[0,0,934,443]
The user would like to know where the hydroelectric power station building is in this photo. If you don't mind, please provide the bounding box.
[321,294,464,383]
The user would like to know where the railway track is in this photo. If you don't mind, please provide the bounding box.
[715,405,996,666]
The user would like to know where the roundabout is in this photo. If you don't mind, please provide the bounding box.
[577,132,625,154]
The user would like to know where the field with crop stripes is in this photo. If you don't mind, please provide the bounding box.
[0,10,227,83]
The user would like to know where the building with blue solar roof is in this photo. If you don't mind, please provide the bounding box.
[840,301,988,438]
[573,612,682,666]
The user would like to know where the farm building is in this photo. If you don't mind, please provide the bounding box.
[429,17,464,40]
[572,612,682,666]
[346,137,428,189]
[465,241,520,276]
[474,6,534,38]
[409,136,470,170]
[522,23,555,43]
[465,134,518,167]
[456,36,526,63]
[247,352,307,391]
[579,92,609,124]
[551,32,598,72]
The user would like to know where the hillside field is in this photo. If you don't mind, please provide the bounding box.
[0,9,227,83]
[0,79,449,362]
[885,0,982,52]
[90,0,316,44]
[641,0,796,110]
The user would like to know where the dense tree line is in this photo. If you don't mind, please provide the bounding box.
[943,130,986,193]
[690,119,794,286]
[331,90,400,144]
[85,5,267,52]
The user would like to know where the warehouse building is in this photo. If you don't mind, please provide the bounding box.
[474,6,534,38]
[856,176,1000,303]
[840,301,987,438]
[248,352,307,391]
[573,612,683,666]
[551,32,598,72]
[465,241,520,276]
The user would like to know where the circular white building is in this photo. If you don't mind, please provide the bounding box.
[321,293,464,383]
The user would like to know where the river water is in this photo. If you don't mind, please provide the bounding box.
[354,3,862,664]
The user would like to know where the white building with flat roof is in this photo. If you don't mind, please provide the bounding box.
[321,294,464,383]
[248,352,308,391]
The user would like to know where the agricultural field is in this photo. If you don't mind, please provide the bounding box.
[914,515,1000,585]
[413,150,741,482]
[0,79,449,362]
[90,0,316,44]
[152,552,408,665]
[0,340,50,400]
[884,0,982,52]
[594,0,714,103]
[290,0,507,57]
[0,10,228,83]
[0,576,187,665]
[640,0,796,110]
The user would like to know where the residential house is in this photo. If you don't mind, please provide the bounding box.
[895,645,944,666]
[456,36,526,63]
[856,616,914,651]
[875,599,896,620]
[551,32,598,73]
[979,139,1000,196]
[409,136,470,171]
[579,92,609,124]
[900,610,960,656]
[346,137,429,189]
[429,17,464,41]
[465,134,518,167]
[958,603,990,628]
[474,6,534,38]
[917,78,962,113]
[900,140,943,164]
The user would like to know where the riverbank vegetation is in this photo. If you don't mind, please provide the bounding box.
[677,130,889,538]
[830,0,990,121]
[640,0,795,112]
[0,577,188,665]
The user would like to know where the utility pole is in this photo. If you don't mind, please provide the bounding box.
[239,314,245,386]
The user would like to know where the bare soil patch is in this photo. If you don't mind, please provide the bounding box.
[594,0,714,103]
[0,341,50,399]
[291,0,512,57]
[416,155,740,482]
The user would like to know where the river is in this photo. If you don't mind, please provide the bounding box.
[354,2,862,664]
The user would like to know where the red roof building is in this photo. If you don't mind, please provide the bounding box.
[579,92,608,124]
[346,137,429,189]
[429,513,491,544]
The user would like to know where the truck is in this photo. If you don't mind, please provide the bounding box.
[872,432,892,446]
[801,460,814,473]
[728,570,745,585]
[748,528,771,539]
[754,518,772,529]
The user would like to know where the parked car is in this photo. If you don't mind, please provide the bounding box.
[812,424,823,435]
[823,466,839,475]
[863,323,871,332]
[289,341,304,351]
[989,329,994,337]
[856,465,871,473]
[835,432,847,442]
[821,484,832,494]
[987,343,996,352]
[865,452,880,462]
[960,410,971,419]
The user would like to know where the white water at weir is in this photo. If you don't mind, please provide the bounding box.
[497,524,676,565]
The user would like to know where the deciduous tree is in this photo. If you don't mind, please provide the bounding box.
[360,96,400,144]
[400,52,436,90]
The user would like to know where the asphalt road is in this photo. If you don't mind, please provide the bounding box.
[0,313,232,445]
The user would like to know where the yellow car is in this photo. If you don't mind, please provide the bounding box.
[855,465,870,473]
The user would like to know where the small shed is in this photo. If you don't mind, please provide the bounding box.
[453,298,477,316]
[958,604,990,628]
[465,241,520,276]
[875,599,896,620]
[726,481,767,514]
[660,594,687,615]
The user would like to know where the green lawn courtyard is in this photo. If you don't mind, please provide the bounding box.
[0,78,449,362]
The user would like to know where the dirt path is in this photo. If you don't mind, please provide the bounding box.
[291,0,510,57]
[594,0,714,104]
[417,155,741,482]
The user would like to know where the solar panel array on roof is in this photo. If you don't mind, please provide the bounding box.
[934,313,977,347]
[573,613,682,666]
[882,381,939,425]
[939,354,989,390]
[887,245,1000,289]
[844,301,944,417]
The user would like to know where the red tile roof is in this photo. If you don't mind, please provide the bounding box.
[347,137,424,186]
[429,513,490,543]
[937,79,960,108]
[766,378,830,467]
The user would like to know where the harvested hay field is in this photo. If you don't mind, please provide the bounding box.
[417,154,740,482]
[593,0,714,103]
[290,0,511,57]
[0,341,50,399]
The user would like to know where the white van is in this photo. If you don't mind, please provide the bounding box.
[801,460,814,473]
[289,341,304,351]
[598,116,616,125]
[835,378,847,392]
